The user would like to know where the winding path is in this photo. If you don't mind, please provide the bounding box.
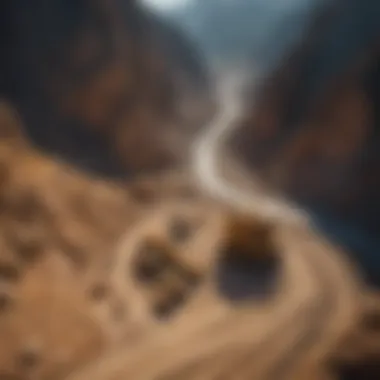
[67,67,364,380]
[189,67,363,379]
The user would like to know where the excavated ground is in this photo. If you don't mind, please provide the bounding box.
[0,72,379,380]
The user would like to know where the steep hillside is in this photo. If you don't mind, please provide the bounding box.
[229,0,380,282]
[0,0,214,178]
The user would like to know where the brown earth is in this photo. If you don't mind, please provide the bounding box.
[0,99,378,380]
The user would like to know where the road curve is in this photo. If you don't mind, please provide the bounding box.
[192,67,309,225]
[66,68,364,380]
[190,67,364,378]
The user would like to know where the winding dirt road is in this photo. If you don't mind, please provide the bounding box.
[66,68,365,380]
[191,67,364,378]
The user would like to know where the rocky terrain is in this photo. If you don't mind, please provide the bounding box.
[0,68,378,379]
[229,0,380,240]
[0,1,379,379]
[0,0,214,178]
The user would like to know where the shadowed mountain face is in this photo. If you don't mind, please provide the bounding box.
[0,0,212,178]
[230,0,380,283]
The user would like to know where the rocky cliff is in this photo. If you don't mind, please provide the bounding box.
[0,0,214,178]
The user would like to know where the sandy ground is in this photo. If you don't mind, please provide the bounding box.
[63,68,369,380]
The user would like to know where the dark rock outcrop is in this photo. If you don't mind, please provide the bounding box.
[0,0,213,178]
[230,0,380,284]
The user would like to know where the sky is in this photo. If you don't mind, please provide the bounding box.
[142,0,315,12]
[142,0,189,11]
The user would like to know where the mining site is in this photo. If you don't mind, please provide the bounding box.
[0,0,378,379]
